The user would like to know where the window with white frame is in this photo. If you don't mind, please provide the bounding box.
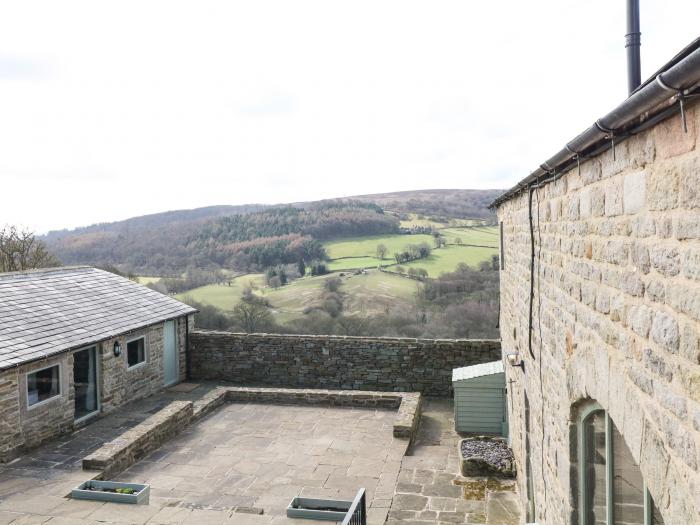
[27,365,60,407]
[126,337,146,368]
[578,402,664,525]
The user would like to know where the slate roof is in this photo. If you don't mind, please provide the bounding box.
[0,266,197,371]
[452,360,504,382]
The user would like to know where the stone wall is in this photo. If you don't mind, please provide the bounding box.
[0,369,21,460]
[100,315,191,414]
[496,102,700,523]
[83,400,194,479]
[100,325,164,413]
[189,331,501,397]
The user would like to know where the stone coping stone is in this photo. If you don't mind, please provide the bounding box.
[82,386,422,480]
[458,436,515,478]
[192,329,498,345]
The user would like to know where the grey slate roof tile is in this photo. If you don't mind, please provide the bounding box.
[0,266,196,370]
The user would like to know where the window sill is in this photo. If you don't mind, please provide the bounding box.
[27,394,62,411]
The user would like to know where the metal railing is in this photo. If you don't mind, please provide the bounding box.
[341,488,366,525]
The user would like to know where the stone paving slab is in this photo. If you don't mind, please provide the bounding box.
[386,399,521,525]
[0,397,402,525]
[113,402,402,522]
[0,383,519,525]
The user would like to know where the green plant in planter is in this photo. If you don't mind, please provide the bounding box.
[115,488,136,494]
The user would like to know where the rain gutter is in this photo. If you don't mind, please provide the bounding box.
[490,37,700,209]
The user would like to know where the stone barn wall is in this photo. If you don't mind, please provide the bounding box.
[189,331,501,397]
[497,102,700,523]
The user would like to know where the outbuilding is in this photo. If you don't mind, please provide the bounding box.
[0,266,196,462]
[452,360,507,435]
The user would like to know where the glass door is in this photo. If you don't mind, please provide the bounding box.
[74,346,98,421]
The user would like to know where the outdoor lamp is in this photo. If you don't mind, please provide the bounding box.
[505,352,524,370]
[113,340,122,357]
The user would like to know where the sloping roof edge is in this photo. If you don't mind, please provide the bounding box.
[0,266,197,371]
[490,36,700,209]
[452,360,504,381]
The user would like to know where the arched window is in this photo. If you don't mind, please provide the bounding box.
[577,402,664,525]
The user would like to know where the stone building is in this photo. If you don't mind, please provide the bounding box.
[0,266,195,462]
[493,41,700,523]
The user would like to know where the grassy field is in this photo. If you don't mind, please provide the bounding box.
[326,257,380,271]
[175,269,418,324]
[136,276,161,285]
[259,269,419,322]
[399,245,498,277]
[324,233,435,259]
[170,226,499,319]
[398,213,488,229]
[440,226,499,246]
[175,274,265,311]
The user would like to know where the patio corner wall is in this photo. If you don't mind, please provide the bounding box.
[189,331,501,397]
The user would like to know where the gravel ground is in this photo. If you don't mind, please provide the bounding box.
[460,438,514,470]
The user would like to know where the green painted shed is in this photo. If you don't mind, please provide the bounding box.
[452,360,507,435]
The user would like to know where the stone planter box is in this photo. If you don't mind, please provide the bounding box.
[287,496,353,521]
[458,437,515,478]
[71,480,150,504]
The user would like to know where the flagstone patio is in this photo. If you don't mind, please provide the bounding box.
[0,384,519,525]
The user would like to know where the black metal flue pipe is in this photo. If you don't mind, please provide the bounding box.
[626,0,642,95]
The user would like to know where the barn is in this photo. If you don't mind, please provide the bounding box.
[0,266,196,461]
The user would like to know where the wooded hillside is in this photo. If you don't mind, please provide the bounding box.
[44,201,399,274]
[42,189,500,275]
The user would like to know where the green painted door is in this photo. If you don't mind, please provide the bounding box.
[163,320,179,386]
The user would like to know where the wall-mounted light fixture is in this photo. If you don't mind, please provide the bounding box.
[505,352,524,371]
[113,340,122,357]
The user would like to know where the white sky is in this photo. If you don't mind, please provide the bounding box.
[1,1,698,233]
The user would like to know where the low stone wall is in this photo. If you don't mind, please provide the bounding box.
[82,386,422,479]
[83,400,193,479]
[219,386,422,440]
[190,331,501,397]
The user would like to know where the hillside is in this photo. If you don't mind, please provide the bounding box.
[42,189,500,275]
[43,201,399,274]
[343,189,503,220]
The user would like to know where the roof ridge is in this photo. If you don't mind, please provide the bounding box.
[0,265,94,280]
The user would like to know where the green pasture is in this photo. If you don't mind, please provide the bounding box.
[324,233,435,259]
[326,257,380,271]
[440,226,499,246]
[399,245,498,277]
[175,274,265,311]
[136,276,161,285]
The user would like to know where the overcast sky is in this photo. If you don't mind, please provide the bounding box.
[2,1,698,233]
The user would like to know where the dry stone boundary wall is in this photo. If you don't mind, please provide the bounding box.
[189,331,501,397]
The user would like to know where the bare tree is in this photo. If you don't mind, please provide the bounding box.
[0,226,60,272]
[232,291,273,332]
[376,243,388,260]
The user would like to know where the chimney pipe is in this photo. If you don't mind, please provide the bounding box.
[625,0,641,95]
